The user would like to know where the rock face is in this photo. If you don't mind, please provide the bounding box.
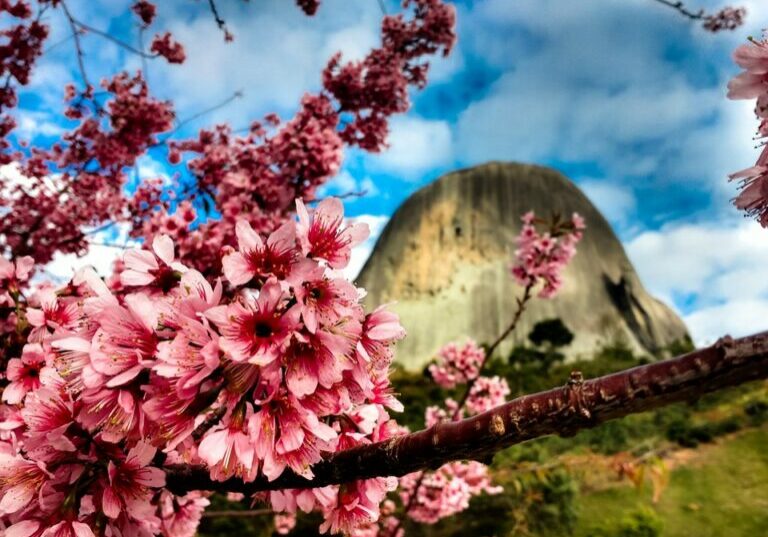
[356,162,689,371]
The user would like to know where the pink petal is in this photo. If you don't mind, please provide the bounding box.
[25,308,45,327]
[123,249,158,274]
[121,270,156,287]
[316,197,343,222]
[72,522,96,537]
[198,429,229,466]
[124,293,158,333]
[295,198,310,228]
[102,487,121,518]
[136,466,166,488]
[235,220,263,251]
[286,360,318,398]
[127,440,156,468]
[267,221,296,249]
[222,252,254,287]
[117,390,135,414]
[2,382,27,404]
[6,520,41,537]
[0,483,35,513]
[152,234,175,266]
[14,256,34,280]
[106,364,144,388]
[51,336,91,353]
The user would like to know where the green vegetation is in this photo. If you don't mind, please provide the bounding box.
[574,428,768,537]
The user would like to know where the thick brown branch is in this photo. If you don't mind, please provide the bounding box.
[165,331,768,495]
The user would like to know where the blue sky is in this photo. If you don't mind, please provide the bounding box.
[12,0,768,344]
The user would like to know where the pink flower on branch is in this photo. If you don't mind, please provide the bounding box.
[510,211,585,298]
[728,34,768,226]
[206,278,300,365]
[151,32,186,64]
[428,340,485,389]
[2,344,52,404]
[101,441,166,519]
[296,198,369,270]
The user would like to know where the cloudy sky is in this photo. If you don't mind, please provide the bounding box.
[13,0,768,345]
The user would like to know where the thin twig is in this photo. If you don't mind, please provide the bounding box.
[59,0,90,88]
[650,0,707,20]
[71,18,157,59]
[170,91,243,135]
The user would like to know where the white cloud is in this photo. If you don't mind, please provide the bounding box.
[580,180,636,228]
[343,214,389,280]
[626,220,768,344]
[684,300,768,347]
[452,0,762,225]
[15,112,64,140]
[372,116,452,176]
[142,0,384,123]
[42,223,138,284]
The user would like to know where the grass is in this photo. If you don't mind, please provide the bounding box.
[573,427,768,537]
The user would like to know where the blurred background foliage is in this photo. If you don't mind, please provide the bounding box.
[198,320,768,537]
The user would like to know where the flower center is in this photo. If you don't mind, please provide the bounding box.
[254,321,274,338]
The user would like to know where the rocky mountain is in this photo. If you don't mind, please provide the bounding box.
[356,162,689,371]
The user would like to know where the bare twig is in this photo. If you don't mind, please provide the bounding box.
[59,0,90,88]
[207,0,232,39]
[650,0,706,20]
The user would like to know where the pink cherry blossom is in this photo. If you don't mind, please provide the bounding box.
[296,198,369,269]
[197,406,259,482]
[428,340,485,389]
[101,441,165,519]
[0,0,457,531]
[89,293,159,388]
[121,235,186,291]
[464,375,510,416]
[319,478,396,535]
[159,491,209,537]
[207,279,299,365]
[222,220,298,286]
[510,211,585,298]
[3,344,51,404]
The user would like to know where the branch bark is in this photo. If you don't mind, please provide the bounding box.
[165,331,768,495]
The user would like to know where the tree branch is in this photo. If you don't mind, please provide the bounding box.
[165,331,768,495]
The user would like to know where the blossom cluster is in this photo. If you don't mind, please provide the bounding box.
[398,463,502,525]
[0,0,47,163]
[391,342,508,527]
[427,340,484,389]
[1,0,455,278]
[702,6,746,32]
[139,0,456,275]
[728,33,768,227]
[510,211,585,298]
[0,198,408,536]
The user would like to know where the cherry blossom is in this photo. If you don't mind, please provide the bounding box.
[428,340,485,389]
[510,211,585,298]
[728,33,768,226]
